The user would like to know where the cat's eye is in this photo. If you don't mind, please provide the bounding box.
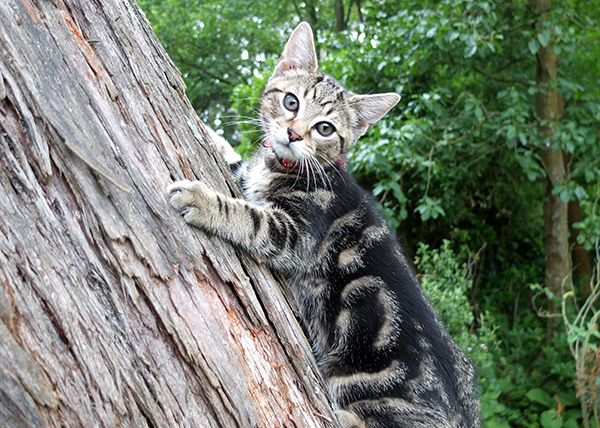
[315,122,335,137]
[283,93,299,112]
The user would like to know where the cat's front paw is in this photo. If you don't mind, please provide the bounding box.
[167,180,212,225]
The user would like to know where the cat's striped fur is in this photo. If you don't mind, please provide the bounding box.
[168,22,481,428]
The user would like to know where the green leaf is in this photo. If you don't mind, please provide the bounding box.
[464,36,477,58]
[446,31,460,42]
[506,125,516,148]
[518,132,527,145]
[399,208,408,220]
[526,388,555,408]
[464,43,477,58]
[538,30,552,48]
[484,416,511,428]
[474,106,484,121]
[574,186,587,200]
[540,409,562,428]
[563,417,579,428]
[529,39,540,55]
[389,181,406,204]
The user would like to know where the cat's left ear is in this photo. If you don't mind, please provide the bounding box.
[273,22,319,77]
[348,93,401,138]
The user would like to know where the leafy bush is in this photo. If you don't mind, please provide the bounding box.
[414,241,504,423]
[414,240,600,428]
[415,241,495,369]
[561,245,600,428]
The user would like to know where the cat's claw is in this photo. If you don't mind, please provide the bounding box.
[167,179,194,195]
[167,180,216,229]
[167,180,205,213]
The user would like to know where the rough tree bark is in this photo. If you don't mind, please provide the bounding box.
[530,0,571,334]
[0,1,337,427]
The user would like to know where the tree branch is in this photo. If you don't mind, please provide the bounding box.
[173,54,235,86]
[473,66,533,87]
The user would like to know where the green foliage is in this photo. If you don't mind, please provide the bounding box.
[574,186,600,251]
[562,246,600,428]
[338,0,600,254]
[415,241,495,371]
[414,240,591,427]
[138,0,290,135]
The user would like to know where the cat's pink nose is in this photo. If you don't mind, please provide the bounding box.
[287,128,303,142]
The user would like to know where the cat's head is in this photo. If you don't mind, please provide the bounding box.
[260,22,400,169]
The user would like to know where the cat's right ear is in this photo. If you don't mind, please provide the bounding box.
[273,22,319,77]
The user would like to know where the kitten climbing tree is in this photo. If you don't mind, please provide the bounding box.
[0,1,335,426]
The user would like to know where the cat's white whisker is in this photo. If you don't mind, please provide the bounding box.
[308,156,326,190]
[315,157,332,191]
[310,159,318,192]
[304,159,311,193]
[291,161,303,190]
[318,155,346,184]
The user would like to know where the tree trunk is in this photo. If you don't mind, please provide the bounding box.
[304,0,319,30]
[568,197,593,294]
[0,1,337,427]
[530,0,571,335]
[334,0,346,32]
[563,153,593,295]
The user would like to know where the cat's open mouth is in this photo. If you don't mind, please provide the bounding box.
[265,139,305,170]
[265,139,346,171]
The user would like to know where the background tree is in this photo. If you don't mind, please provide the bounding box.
[529,0,570,336]
[0,1,337,426]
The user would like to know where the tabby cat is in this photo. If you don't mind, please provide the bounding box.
[168,22,481,428]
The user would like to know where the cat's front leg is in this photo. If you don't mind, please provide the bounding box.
[203,126,246,181]
[167,180,300,265]
[204,126,242,166]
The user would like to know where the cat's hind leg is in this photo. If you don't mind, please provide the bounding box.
[335,409,367,428]
[340,399,456,428]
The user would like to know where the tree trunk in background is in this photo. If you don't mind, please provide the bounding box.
[0,1,337,427]
[568,198,593,294]
[304,0,319,30]
[530,0,571,336]
[563,153,593,295]
[334,0,346,32]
